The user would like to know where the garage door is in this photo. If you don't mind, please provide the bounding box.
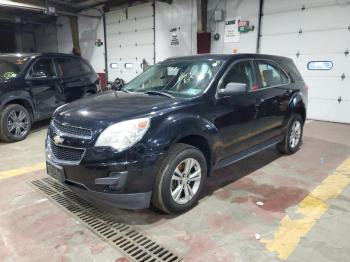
[260,0,350,124]
[106,2,155,83]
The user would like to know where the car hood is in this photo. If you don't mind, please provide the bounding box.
[54,91,184,129]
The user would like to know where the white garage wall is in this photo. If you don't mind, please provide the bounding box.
[155,0,197,61]
[55,14,105,73]
[56,16,73,54]
[35,24,58,52]
[207,0,259,54]
[78,9,105,73]
[261,0,350,124]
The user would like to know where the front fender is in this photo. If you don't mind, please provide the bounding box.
[0,91,34,112]
[146,113,217,153]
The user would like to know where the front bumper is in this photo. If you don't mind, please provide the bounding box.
[68,182,152,209]
[46,137,163,209]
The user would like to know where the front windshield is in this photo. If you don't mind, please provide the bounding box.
[123,59,224,97]
[0,56,30,80]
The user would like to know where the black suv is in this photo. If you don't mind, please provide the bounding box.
[0,53,99,142]
[46,54,307,214]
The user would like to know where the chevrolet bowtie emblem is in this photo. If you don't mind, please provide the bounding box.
[53,135,64,145]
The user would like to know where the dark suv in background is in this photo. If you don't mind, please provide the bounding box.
[0,53,99,142]
[46,54,307,214]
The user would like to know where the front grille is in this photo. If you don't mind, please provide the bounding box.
[52,120,92,138]
[49,139,85,163]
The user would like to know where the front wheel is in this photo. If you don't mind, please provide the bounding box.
[0,104,32,142]
[276,114,304,154]
[152,143,207,214]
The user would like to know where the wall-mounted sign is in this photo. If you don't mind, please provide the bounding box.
[238,20,255,33]
[224,17,240,43]
[170,27,180,47]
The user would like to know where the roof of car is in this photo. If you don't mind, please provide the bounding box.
[165,53,291,62]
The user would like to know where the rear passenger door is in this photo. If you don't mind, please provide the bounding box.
[54,57,87,102]
[254,59,292,138]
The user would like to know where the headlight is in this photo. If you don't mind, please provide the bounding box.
[95,118,150,150]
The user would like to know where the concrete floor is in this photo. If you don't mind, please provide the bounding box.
[0,120,349,261]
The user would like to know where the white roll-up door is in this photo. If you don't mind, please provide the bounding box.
[260,0,350,124]
[106,2,155,83]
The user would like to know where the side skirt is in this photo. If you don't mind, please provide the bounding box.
[215,135,284,170]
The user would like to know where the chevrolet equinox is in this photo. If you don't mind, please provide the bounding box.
[46,54,307,214]
[0,53,99,142]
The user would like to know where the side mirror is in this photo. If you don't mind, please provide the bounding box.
[218,82,247,97]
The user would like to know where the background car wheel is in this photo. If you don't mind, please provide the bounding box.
[152,143,207,214]
[276,114,304,154]
[0,104,32,142]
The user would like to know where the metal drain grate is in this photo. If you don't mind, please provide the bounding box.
[30,177,182,262]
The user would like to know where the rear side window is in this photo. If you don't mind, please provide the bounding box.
[257,61,289,88]
[55,57,92,78]
[221,60,258,91]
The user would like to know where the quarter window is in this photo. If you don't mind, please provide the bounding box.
[257,61,289,88]
[221,60,257,91]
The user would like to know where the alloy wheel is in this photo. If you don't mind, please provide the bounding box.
[7,109,29,138]
[289,120,301,148]
[170,158,202,205]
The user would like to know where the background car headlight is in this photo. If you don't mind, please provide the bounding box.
[95,118,150,150]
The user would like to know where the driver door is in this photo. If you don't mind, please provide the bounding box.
[214,60,266,160]
[27,58,63,119]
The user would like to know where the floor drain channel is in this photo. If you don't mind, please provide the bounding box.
[30,177,182,262]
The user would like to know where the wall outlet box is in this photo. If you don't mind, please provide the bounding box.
[214,10,224,22]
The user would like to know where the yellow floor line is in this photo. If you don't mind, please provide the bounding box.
[261,157,350,260]
[0,163,45,180]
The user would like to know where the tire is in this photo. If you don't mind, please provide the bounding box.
[0,104,32,142]
[276,114,304,154]
[152,143,207,214]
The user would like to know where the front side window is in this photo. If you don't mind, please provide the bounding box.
[123,60,224,97]
[30,58,56,78]
[257,61,289,88]
[221,60,257,91]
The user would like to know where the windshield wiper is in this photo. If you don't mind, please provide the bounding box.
[145,90,174,98]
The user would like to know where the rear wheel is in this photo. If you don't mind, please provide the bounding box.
[276,114,303,154]
[0,104,32,142]
[152,143,207,214]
